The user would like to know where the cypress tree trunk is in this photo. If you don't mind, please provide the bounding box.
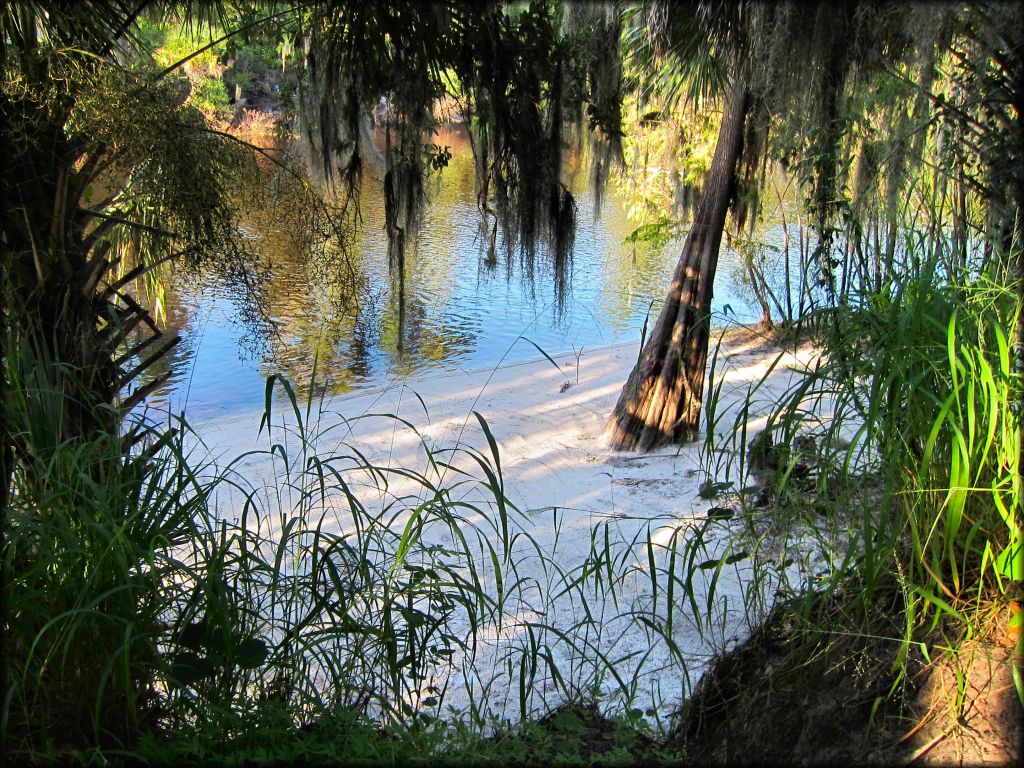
[605,83,751,451]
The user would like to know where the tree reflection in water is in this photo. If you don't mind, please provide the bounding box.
[145,124,786,421]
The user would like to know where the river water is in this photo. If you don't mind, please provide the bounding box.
[144,126,804,422]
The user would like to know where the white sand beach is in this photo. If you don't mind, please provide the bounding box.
[186,328,828,724]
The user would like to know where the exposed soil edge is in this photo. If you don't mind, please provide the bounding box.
[669,577,1023,766]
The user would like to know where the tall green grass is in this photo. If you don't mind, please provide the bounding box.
[693,240,1021,701]
[814,256,1021,614]
[0,342,701,760]
[2,329,205,754]
[6,235,1018,762]
[5,315,857,763]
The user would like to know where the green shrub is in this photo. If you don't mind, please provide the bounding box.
[191,77,231,115]
[2,330,203,754]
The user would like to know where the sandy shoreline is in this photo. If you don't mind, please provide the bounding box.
[185,327,825,723]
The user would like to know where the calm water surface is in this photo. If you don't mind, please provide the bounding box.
[146,128,800,422]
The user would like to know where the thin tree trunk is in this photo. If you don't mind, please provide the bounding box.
[797,209,811,317]
[0,288,9,523]
[773,174,793,324]
[606,83,751,451]
[744,253,774,330]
